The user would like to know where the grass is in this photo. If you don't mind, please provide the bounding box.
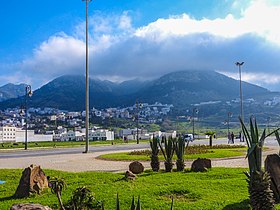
[0,139,140,150]
[98,145,247,161]
[0,168,262,209]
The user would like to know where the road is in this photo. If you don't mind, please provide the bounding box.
[0,136,278,159]
[0,137,278,172]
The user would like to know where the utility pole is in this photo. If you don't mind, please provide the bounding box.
[236,61,244,142]
[192,108,198,140]
[83,0,91,153]
[25,85,32,150]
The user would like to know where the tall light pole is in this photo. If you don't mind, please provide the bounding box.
[136,100,142,144]
[25,85,32,150]
[192,108,198,139]
[227,112,232,135]
[236,62,244,121]
[83,0,91,153]
[236,61,244,142]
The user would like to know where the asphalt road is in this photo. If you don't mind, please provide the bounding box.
[0,136,278,159]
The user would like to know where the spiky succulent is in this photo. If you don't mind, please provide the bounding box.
[159,136,175,172]
[174,136,186,171]
[149,136,160,171]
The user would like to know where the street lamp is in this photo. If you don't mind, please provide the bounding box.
[192,108,198,140]
[25,85,32,150]
[227,112,233,136]
[83,0,91,153]
[236,62,244,121]
[136,100,142,144]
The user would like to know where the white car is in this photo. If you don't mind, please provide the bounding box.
[184,134,194,141]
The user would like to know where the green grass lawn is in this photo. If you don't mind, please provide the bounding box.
[0,139,138,150]
[98,147,247,161]
[0,168,263,209]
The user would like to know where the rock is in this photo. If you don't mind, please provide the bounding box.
[265,154,280,202]
[191,158,211,172]
[129,161,144,174]
[125,170,137,180]
[10,203,52,210]
[14,164,49,198]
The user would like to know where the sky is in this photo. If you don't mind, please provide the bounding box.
[1,0,280,91]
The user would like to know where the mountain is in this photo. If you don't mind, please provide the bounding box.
[0,83,26,102]
[0,71,277,115]
[135,70,269,106]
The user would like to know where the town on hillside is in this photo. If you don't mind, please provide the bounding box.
[0,102,174,143]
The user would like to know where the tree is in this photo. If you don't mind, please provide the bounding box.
[49,177,67,210]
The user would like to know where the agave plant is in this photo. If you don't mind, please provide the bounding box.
[149,136,160,171]
[174,135,186,171]
[49,177,67,210]
[159,136,175,172]
[239,116,278,209]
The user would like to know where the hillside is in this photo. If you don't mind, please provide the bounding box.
[0,70,276,116]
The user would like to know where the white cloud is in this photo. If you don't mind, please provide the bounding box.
[1,0,280,91]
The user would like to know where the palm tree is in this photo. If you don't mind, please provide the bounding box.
[205,131,215,147]
[49,177,66,210]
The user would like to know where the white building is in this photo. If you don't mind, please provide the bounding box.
[89,129,114,141]
[0,126,17,142]
[0,126,53,143]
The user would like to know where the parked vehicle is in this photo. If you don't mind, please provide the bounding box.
[184,134,194,141]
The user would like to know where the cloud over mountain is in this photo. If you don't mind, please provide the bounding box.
[1,0,280,90]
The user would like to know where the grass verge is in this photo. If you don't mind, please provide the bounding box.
[0,168,259,209]
[98,146,247,161]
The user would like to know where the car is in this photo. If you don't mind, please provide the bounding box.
[184,134,194,142]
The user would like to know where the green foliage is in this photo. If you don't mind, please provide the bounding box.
[246,171,275,210]
[174,136,186,171]
[1,168,276,209]
[101,145,246,161]
[49,177,67,210]
[159,136,175,172]
[149,136,160,171]
[239,117,278,174]
[66,186,102,210]
[239,117,279,210]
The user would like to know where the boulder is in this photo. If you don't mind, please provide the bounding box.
[191,158,211,172]
[125,170,137,180]
[129,161,144,174]
[265,154,280,202]
[14,164,49,198]
[10,204,52,210]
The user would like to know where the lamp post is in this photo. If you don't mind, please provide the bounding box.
[236,61,244,142]
[25,85,32,150]
[83,0,91,153]
[236,62,244,121]
[192,108,198,140]
[136,100,142,144]
[227,112,232,136]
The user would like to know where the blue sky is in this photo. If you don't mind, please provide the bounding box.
[1,0,280,91]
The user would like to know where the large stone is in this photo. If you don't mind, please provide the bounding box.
[10,204,52,210]
[14,164,49,198]
[191,158,211,172]
[265,154,280,202]
[129,161,144,174]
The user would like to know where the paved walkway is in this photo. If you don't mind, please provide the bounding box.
[0,147,278,172]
